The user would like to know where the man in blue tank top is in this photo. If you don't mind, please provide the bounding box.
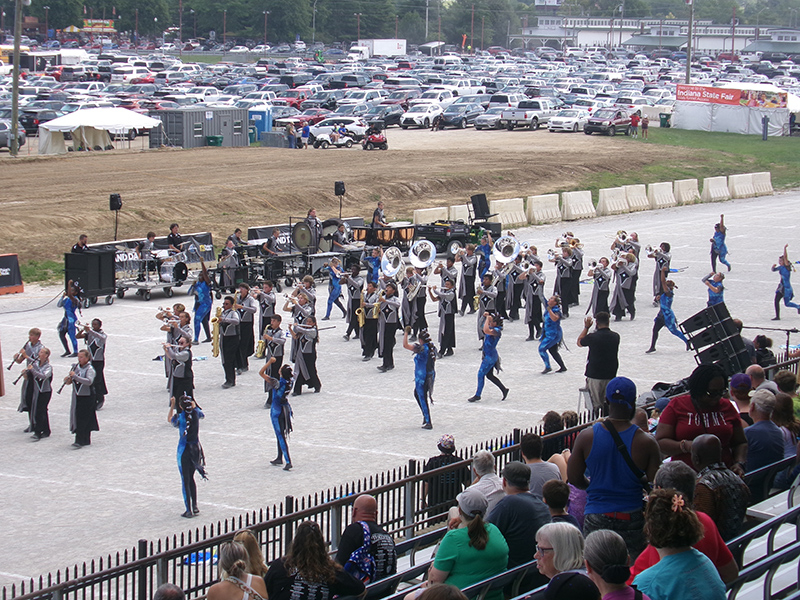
[567,376,661,559]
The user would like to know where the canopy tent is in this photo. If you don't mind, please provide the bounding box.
[63,25,81,33]
[39,107,161,155]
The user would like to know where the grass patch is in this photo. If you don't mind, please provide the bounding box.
[20,260,63,284]
[558,128,800,200]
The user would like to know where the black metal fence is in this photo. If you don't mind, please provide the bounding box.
[2,410,599,600]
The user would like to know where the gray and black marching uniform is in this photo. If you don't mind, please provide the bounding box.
[492,266,509,319]
[361,290,380,359]
[438,265,458,289]
[588,264,612,317]
[553,256,572,316]
[412,270,429,335]
[289,302,312,361]
[297,286,317,315]
[477,283,497,341]
[331,229,348,250]
[219,308,241,385]
[262,326,286,404]
[86,329,108,409]
[622,239,641,294]
[401,275,416,329]
[166,345,193,401]
[651,249,671,298]
[292,324,320,394]
[237,292,258,370]
[219,246,239,291]
[29,360,53,438]
[610,260,638,320]
[343,273,365,338]
[254,289,277,339]
[166,322,192,390]
[506,261,525,321]
[378,292,402,368]
[523,269,547,339]
[305,216,323,253]
[570,247,584,306]
[70,362,98,446]
[17,339,43,428]
[458,254,478,314]
[432,287,457,354]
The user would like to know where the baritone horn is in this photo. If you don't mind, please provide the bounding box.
[211,307,222,358]
[255,324,267,359]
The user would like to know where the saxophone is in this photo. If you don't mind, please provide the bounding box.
[372,291,384,319]
[255,324,268,359]
[355,291,366,328]
[473,289,481,311]
[211,306,222,358]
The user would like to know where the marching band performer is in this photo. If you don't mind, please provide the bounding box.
[401,266,418,331]
[322,257,347,321]
[569,239,585,307]
[550,247,573,318]
[468,312,509,403]
[492,260,509,320]
[165,336,194,402]
[456,245,478,316]
[65,349,98,448]
[506,255,525,321]
[361,281,380,361]
[403,327,436,429]
[646,268,690,353]
[412,266,429,338]
[477,233,493,278]
[341,265,364,341]
[235,283,258,373]
[539,295,567,374]
[520,260,546,341]
[377,282,402,372]
[57,280,81,358]
[610,253,638,321]
[434,257,458,288]
[284,291,313,361]
[261,314,286,407]
[77,319,108,410]
[168,394,206,517]
[428,279,456,358]
[711,214,731,272]
[28,347,53,440]
[12,327,42,433]
[362,247,383,284]
[219,296,241,389]
[587,258,612,317]
[648,242,671,304]
[260,363,294,471]
[253,280,277,338]
[290,316,321,396]
[611,231,641,294]
[296,275,317,315]
[219,239,239,293]
[702,272,725,307]
[189,262,213,344]
[772,244,800,320]
[476,273,497,344]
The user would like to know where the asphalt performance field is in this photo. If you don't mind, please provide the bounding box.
[0,191,796,587]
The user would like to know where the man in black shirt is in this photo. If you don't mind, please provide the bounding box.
[71,234,88,253]
[334,494,397,582]
[577,311,620,414]
[422,434,470,521]
[167,223,183,254]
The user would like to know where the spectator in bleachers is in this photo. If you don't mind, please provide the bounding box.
[417,584,467,600]
[753,335,777,369]
[153,583,185,600]
[541,411,565,460]
[746,364,779,394]
[423,435,470,522]
[486,461,551,591]
[545,448,587,530]
[233,530,268,577]
[585,530,650,600]
[630,461,738,583]
[772,370,800,419]
[692,434,750,541]
[542,480,581,530]
[732,319,757,365]
[569,377,661,559]
[542,572,600,600]
[467,450,505,515]
[534,522,587,583]
[208,541,268,600]
[632,489,726,600]
[265,521,365,600]
[334,494,397,583]
[729,373,753,426]
[773,392,800,454]
[656,364,747,476]
[746,390,786,503]
[521,433,562,498]
[418,487,508,600]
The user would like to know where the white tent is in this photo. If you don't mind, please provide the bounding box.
[39,107,162,155]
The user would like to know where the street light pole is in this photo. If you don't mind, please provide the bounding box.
[312,0,318,44]
[178,0,183,57]
[135,8,139,45]
[263,11,269,50]
[685,0,693,84]
[190,9,196,39]
[10,0,24,157]
[354,12,362,41]
[425,0,429,39]
[223,9,226,48]
[43,6,49,39]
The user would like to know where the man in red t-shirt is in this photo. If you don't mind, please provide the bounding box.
[629,112,641,138]
[628,461,739,584]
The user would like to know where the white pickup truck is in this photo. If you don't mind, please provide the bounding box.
[498,98,558,130]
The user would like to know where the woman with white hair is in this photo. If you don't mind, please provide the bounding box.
[535,522,586,581]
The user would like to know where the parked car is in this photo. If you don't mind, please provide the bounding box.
[400,103,443,129]
[584,108,631,135]
[20,109,63,135]
[362,104,405,127]
[380,89,423,110]
[547,109,590,133]
[473,106,505,130]
[0,119,26,149]
[440,103,485,128]
[301,90,346,111]
[408,89,455,108]
[499,98,558,130]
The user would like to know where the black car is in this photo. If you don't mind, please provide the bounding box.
[440,103,485,128]
[19,109,63,135]
[300,90,346,111]
[362,104,404,127]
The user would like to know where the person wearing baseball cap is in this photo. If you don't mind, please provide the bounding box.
[422,435,470,523]
[729,373,754,425]
[567,376,661,560]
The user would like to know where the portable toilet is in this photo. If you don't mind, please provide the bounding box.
[249,107,273,138]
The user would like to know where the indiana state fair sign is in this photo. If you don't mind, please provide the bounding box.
[677,84,787,108]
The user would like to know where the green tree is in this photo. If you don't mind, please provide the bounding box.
[398,11,427,44]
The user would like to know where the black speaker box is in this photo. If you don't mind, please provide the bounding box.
[64,250,116,296]
[109,193,122,211]
[687,319,740,349]
[334,181,346,196]
[470,193,491,219]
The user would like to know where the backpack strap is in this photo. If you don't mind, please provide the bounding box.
[601,419,650,490]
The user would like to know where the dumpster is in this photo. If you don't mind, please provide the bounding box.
[659,113,671,128]
[248,126,257,144]
[206,135,223,146]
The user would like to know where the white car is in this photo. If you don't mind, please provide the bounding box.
[229,46,250,54]
[400,103,443,129]
[294,40,307,50]
[308,116,368,139]
[408,89,455,109]
[548,109,591,133]
[474,106,505,130]
[250,45,271,54]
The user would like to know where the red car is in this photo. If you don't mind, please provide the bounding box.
[380,89,422,111]
[274,89,310,109]
[292,108,332,125]
[131,75,156,84]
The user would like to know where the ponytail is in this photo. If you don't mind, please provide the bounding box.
[464,513,489,551]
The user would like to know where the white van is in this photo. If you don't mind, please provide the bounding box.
[433,56,463,70]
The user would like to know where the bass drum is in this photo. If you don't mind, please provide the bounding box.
[319,218,351,253]
[160,261,188,283]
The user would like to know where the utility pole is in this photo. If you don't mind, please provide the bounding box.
[10,0,25,157]
[619,0,625,47]
[263,11,269,49]
[43,5,49,39]
[312,0,317,44]
[471,4,474,51]
[354,13,362,41]
[731,6,736,57]
[685,0,693,83]
[425,0,429,40]
[178,0,183,57]
[481,16,485,50]
[223,9,226,48]
[395,15,398,38]
[135,8,139,44]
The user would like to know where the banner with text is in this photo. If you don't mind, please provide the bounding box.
[676,85,741,105]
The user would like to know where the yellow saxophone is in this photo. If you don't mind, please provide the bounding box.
[255,323,268,359]
[372,291,384,319]
[473,289,481,311]
[355,291,366,328]
[211,306,222,358]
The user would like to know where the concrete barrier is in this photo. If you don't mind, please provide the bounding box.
[752,172,774,196]
[489,197,528,227]
[526,194,561,225]
[728,173,755,199]
[673,179,700,205]
[449,204,471,222]
[597,187,630,216]
[624,184,650,211]
[561,191,596,220]
[648,182,677,209]
[413,207,449,225]
[700,176,731,203]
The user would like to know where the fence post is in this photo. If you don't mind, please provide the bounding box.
[283,496,295,555]
[512,428,521,462]
[156,557,168,588]
[404,459,417,540]
[137,539,148,600]
[330,504,342,552]
[52,590,62,600]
